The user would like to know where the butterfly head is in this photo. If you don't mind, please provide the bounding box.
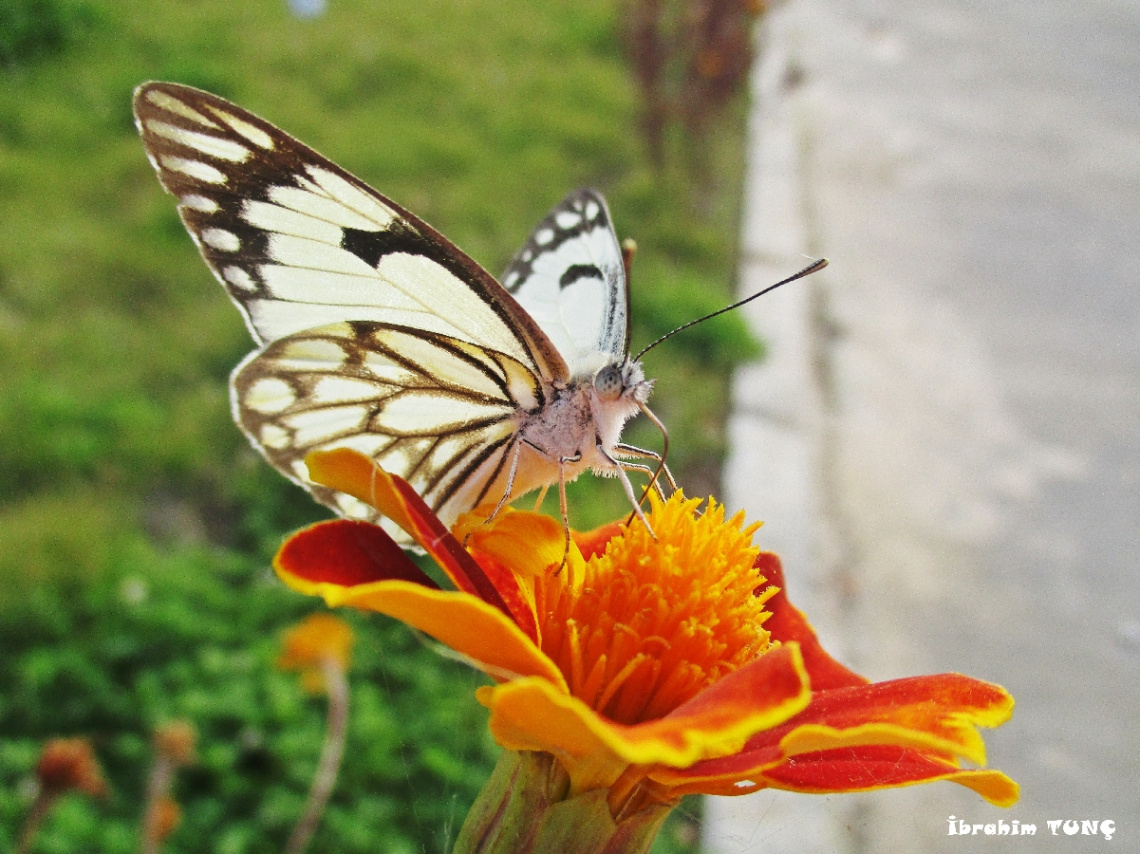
[593,358,652,406]
[593,363,625,402]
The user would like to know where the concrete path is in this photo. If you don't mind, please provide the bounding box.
[710,1,1138,851]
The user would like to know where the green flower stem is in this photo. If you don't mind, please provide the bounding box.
[452,751,672,854]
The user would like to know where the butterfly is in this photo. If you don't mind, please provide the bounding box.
[132,81,671,540]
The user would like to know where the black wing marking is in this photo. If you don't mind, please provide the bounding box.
[133,81,567,382]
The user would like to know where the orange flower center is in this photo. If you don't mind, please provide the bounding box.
[535,493,774,725]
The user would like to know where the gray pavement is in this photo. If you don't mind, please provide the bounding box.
[710,1,1139,851]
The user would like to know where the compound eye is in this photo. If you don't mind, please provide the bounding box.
[594,364,624,402]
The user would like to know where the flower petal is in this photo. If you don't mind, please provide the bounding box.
[283,575,565,689]
[458,508,568,581]
[459,509,569,637]
[572,521,624,561]
[755,745,1020,807]
[772,674,1014,765]
[666,743,1019,806]
[756,552,867,690]
[653,673,1016,805]
[277,519,439,591]
[305,448,518,618]
[478,644,811,793]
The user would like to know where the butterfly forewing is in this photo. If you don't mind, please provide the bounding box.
[133,82,564,378]
[133,81,572,528]
[502,188,629,374]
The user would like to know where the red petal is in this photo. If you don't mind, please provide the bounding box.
[755,673,1013,763]
[277,519,438,588]
[765,744,958,789]
[657,644,811,739]
[305,448,517,619]
[668,743,1018,806]
[467,548,539,643]
[755,745,1020,806]
[756,552,867,690]
[572,521,624,561]
[481,645,812,796]
[657,673,1013,791]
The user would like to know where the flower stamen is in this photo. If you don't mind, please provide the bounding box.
[535,491,773,725]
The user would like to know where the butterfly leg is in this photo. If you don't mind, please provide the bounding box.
[462,439,523,546]
[613,443,678,496]
[635,400,674,499]
[512,436,579,574]
[614,459,669,503]
[555,460,572,577]
[485,438,523,524]
[598,442,657,539]
[532,482,550,512]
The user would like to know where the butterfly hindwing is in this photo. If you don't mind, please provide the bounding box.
[232,320,540,526]
[501,188,629,372]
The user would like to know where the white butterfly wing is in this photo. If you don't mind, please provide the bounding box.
[132,82,565,380]
[501,188,630,374]
[133,81,568,526]
[232,321,542,527]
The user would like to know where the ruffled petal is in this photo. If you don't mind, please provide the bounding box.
[279,572,565,690]
[756,552,867,690]
[457,508,568,581]
[572,521,624,561]
[478,644,811,793]
[457,509,570,637]
[753,745,1020,807]
[276,519,439,591]
[651,673,1017,805]
[771,674,1015,766]
[672,744,1019,807]
[305,448,524,625]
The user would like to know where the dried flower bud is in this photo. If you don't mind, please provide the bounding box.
[36,738,108,798]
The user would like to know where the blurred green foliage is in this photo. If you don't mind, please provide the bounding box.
[0,0,101,67]
[0,543,500,853]
[0,0,755,850]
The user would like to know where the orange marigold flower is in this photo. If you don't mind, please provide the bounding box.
[277,614,353,854]
[278,613,355,694]
[151,795,182,843]
[142,721,195,854]
[516,493,772,725]
[274,448,1018,850]
[154,721,197,766]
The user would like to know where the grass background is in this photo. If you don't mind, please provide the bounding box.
[0,0,757,850]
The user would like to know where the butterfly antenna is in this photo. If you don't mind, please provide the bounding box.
[633,257,828,361]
